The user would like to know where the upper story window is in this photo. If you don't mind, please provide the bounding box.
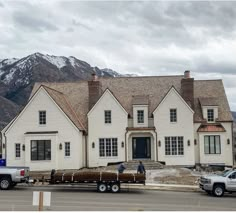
[207,109,214,122]
[170,109,177,122]
[39,111,46,125]
[137,110,144,123]
[104,110,111,124]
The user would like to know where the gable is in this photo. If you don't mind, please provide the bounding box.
[5,86,82,134]
[153,86,194,114]
[87,89,128,117]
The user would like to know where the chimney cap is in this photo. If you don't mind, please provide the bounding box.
[184,70,190,78]
[91,71,98,81]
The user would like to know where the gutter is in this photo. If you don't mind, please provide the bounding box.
[125,130,128,162]
[154,129,158,161]
[4,132,7,165]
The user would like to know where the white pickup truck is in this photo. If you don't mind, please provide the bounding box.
[0,166,30,190]
[199,169,236,197]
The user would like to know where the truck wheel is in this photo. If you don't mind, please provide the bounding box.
[111,183,120,193]
[213,184,224,197]
[97,183,107,193]
[0,177,12,190]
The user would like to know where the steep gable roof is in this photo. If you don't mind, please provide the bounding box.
[30,75,233,130]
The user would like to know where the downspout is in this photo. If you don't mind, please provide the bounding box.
[231,121,234,166]
[84,131,88,168]
[125,129,128,162]
[4,132,7,165]
[154,129,158,162]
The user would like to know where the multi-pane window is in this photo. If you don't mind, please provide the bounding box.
[207,109,214,122]
[15,143,21,158]
[137,110,144,123]
[104,110,111,124]
[99,138,118,157]
[39,111,46,125]
[65,142,70,157]
[31,140,51,160]
[204,135,221,154]
[170,109,177,122]
[165,137,184,155]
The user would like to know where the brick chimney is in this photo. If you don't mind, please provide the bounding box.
[181,70,194,109]
[88,72,102,110]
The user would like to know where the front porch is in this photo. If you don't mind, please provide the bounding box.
[125,127,157,162]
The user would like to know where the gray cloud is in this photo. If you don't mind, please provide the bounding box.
[0,1,4,7]
[0,1,236,110]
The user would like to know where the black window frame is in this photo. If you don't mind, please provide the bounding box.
[104,110,111,124]
[207,109,214,122]
[65,142,70,157]
[170,109,177,122]
[204,135,221,154]
[39,111,46,125]
[15,143,21,158]
[137,110,144,123]
[31,140,51,161]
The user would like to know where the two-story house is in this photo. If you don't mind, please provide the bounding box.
[1,71,234,171]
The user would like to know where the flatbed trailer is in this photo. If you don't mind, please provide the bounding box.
[49,170,146,193]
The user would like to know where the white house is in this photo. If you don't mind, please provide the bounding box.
[1,71,234,171]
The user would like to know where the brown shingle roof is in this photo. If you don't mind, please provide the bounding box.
[31,76,233,130]
[132,95,149,105]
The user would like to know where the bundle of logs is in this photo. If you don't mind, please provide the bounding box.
[50,171,145,184]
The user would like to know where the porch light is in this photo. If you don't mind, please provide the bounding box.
[194,139,197,145]
[92,142,95,148]
[187,140,190,146]
[121,142,124,148]
[59,143,63,150]
[22,144,25,151]
[158,140,161,147]
[227,139,230,145]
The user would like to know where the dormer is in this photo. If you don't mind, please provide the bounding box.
[132,95,149,127]
[199,98,219,123]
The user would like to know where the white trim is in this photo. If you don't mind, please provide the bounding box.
[87,88,128,116]
[153,87,194,114]
[5,86,82,134]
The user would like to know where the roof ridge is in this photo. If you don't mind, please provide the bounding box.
[41,85,64,95]
[99,75,184,79]
[195,79,222,82]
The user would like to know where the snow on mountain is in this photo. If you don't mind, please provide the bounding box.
[41,54,67,69]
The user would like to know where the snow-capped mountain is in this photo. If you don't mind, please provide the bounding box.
[0,52,130,130]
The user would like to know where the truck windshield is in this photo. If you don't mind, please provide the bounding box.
[221,170,232,177]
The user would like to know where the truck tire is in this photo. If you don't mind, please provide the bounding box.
[0,177,12,190]
[111,183,120,193]
[97,183,107,193]
[213,184,224,197]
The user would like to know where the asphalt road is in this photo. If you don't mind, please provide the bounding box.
[0,185,236,211]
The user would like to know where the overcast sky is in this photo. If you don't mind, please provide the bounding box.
[0,1,236,110]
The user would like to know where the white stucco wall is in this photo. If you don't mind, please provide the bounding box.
[3,88,84,171]
[154,88,195,166]
[194,123,201,164]
[133,105,148,127]
[88,90,128,167]
[199,122,233,166]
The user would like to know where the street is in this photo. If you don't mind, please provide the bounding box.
[0,185,236,211]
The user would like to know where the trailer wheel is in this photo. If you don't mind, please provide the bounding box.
[111,183,120,193]
[0,177,12,190]
[97,183,107,193]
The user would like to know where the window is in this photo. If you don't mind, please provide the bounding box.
[204,135,221,154]
[39,111,46,125]
[99,138,118,157]
[31,140,51,160]
[65,142,70,157]
[165,136,184,155]
[15,143,21,158]
[170,109,177,122]
[104,110,111,124]
[207,109,214,122]
[137,110,144,123]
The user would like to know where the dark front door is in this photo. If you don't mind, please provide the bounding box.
[132,137,151,159]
